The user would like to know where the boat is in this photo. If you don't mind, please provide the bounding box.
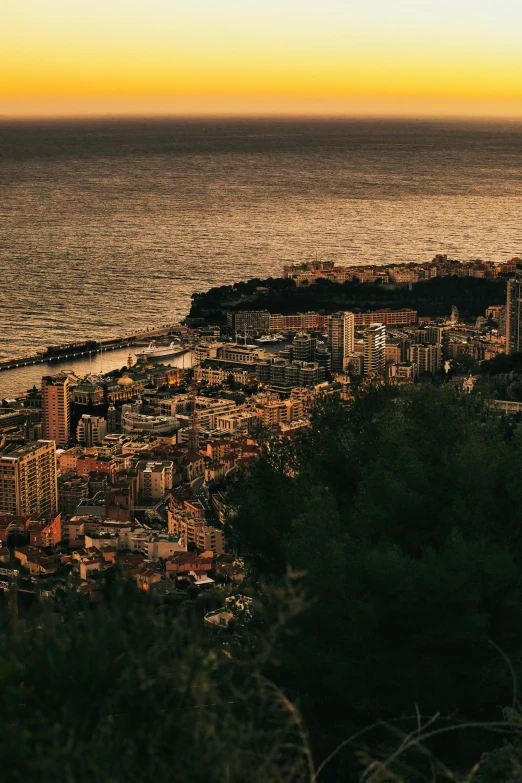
[256,335,281,344]
[138,341,187,360]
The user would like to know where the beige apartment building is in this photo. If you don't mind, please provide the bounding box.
[254,398,304,427]
[76,414,107,447]
[168,510,224,554]
[0,440,57,516]
[136,460,174,501]
[409,343,442,375]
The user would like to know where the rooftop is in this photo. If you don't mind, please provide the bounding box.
[0,440,54,459]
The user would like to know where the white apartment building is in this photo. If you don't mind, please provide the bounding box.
[327,312,355,372]
[215,411,260,433]
[364,323,386,375]
[160,396,237,429]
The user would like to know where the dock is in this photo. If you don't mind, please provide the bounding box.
[0,323,185,372]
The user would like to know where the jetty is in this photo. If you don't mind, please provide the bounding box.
[0,323,185,372]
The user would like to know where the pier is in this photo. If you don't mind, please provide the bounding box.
[0,323,184,372]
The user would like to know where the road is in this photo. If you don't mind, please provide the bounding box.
[190,476,205,496]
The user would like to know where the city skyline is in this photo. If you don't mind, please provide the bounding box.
[3,0,522,118]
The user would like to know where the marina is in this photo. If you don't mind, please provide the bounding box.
[0,324,186,372]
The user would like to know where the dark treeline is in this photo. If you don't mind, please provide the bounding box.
[228,383,522,781]
[189,275,506,323]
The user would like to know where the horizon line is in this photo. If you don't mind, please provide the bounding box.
[4,111,522,122]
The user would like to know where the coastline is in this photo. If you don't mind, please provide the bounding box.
[0,346,194,400]
[2,255,512,398]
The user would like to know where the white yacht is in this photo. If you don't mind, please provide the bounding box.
[138,340,187,360]
[256,334,280,344]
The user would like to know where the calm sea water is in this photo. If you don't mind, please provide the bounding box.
[1,117,522,395]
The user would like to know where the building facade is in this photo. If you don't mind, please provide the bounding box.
[292,333,316,362]
[327,312,355,371]
[136,461,174,501]
[228,310,271,334]
[42,372,76,447]
[0,441,58,516]
[409,343,442,375]
[168,510,224,554]
[76,414,107,447]
[364,324,386,375]
[353,309,417,327]
[506,277,522,354]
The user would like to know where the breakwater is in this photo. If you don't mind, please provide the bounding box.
[0,324,183,372]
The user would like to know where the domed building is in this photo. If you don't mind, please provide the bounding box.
[107,373,139,404]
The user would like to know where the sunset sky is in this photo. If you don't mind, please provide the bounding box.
[2,0,522,117]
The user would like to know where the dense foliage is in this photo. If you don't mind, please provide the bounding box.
[473,352,522,403]
[0,582,311,783]
[189,275,505,322]
[229,383,522,779]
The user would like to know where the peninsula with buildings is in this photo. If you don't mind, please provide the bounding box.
[0,254,520,596]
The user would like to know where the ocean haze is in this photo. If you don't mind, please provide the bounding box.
[1,117,521,376]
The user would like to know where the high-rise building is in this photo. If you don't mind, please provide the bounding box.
[292,333,316,362]
[76,414,107,447]
[399,338,412,362]
[364,323,386,375]
[414,329,430,344]
[327,311,355,371]
[107,405,117,433]
[42,372,77,447]
[314,345,332,373]
[0,440,57,516]
[506,277,522,354]
[426,326,450,362]
[298,362,326,387]
[409,344,442,376]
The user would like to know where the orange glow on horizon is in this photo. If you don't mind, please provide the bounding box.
[2,0,522,118]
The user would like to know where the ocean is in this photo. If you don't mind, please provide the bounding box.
[1,117,522,395]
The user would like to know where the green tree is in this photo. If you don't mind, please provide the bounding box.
[0,580,312,783]
[230,383,522,778]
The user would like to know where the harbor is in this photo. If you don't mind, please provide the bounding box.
[0,325,194,399]
[0,323,186,372]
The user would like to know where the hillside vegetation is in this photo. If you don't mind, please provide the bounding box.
[189,275,505,322]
